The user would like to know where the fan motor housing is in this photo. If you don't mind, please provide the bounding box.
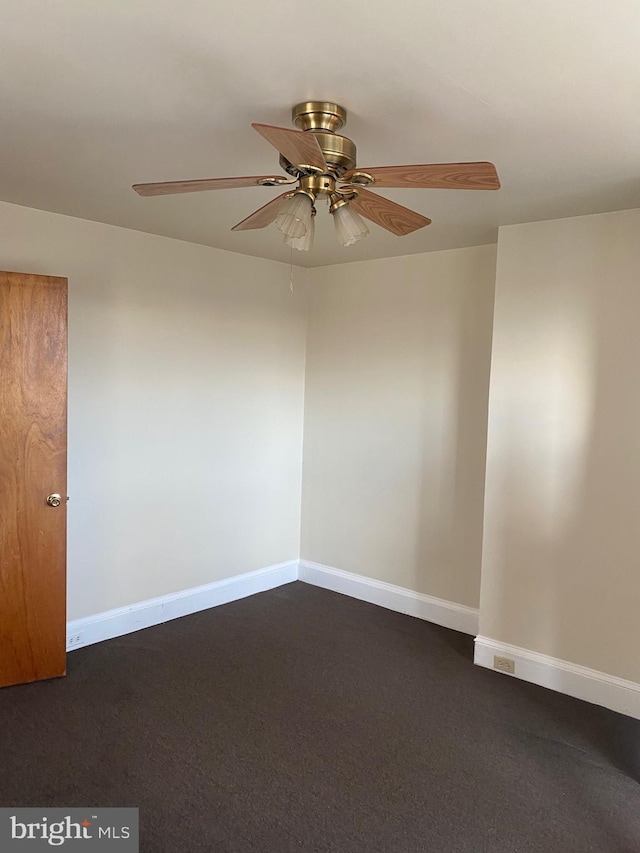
[280,101,357,177]
[313,130,356,174]
[280,131,356,178]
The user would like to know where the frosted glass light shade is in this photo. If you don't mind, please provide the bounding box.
[333,203,369,247]
[285,214,315,251]
[275,193,313,239]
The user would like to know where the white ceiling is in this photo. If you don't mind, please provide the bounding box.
[1,0,639,268]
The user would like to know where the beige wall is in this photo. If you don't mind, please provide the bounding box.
[0,201,309,620]
[480,209,640,681]
[11,191,636,688]
[301,246,497,607]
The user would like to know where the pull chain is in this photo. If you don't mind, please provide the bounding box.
[289,246,294,293]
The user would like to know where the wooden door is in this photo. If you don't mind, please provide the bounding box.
[0,271,68,687]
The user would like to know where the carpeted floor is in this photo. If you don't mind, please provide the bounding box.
[0,581,639,852]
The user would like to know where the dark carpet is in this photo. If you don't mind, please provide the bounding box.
[1,582,639,852]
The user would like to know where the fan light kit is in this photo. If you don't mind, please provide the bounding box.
[133,101,500,252]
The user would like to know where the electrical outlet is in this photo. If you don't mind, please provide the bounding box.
[67,632,84,649]
[493,655,515,674]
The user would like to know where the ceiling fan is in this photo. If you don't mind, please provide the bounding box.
[133,101,500,252]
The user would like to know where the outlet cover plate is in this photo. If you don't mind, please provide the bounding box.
[494,655,516,674]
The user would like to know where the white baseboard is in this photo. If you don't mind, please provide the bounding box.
[66,558,478,652]
[298,560,479,635]
[474,636,640,721]
[66,561,298,652]
[65,557,640,722]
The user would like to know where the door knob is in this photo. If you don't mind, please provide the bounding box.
[46,494,62,507]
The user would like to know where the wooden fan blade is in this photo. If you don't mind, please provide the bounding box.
[252,123,327,171]
[133,175,293,197]
[344,186,431,236]
[231,191,292,231]
[342,162,500,190]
